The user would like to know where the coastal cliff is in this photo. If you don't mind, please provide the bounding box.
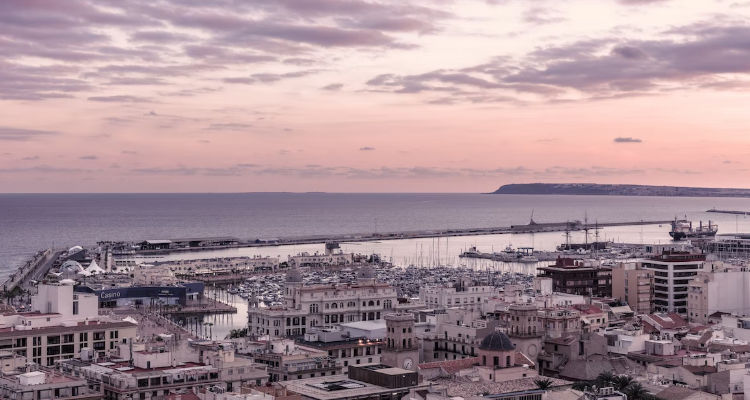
[492,183,750,197]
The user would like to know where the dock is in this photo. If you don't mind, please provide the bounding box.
[707,208,750,215]
[2,248,62,295]
[134,219,676,255]
[161,298,237,316]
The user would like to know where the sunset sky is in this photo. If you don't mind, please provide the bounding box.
[2,0,750,192]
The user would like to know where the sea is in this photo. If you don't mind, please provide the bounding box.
[3,192,750,274]
[2,192,750,338]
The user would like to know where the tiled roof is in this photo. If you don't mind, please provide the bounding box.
[646,313,688,330]
[418,357,480,374]
[656,385,713,400]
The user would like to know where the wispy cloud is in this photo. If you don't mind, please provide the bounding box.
[0,126,59,141]
[614,137,643,143]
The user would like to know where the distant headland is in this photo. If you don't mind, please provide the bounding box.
[491,183,750,198]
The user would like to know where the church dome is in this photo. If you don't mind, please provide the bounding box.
[479,331,515,351]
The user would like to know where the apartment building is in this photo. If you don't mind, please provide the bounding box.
[537,258,612,297]
[642,251,706,316]
[686,266,747,324]
[0,367,102,400]
[253,339,341,382]
[611,262,653,315]
[297,328,383,373]
[0,283,137,367]
[419,284,495,312]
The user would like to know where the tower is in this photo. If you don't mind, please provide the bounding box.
[381,313,419,370]
[506,303,542,358]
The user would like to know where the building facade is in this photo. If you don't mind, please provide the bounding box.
[381,313,419,371]
[0,284,137,367]
[248,271,397,338]
[537,258,612,297]
[642,251,706,316]
[611,262,653,315]
[419,284,495,312]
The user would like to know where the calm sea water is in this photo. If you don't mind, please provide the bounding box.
[2,193,750,279]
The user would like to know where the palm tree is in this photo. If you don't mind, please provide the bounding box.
[533,378,554,390]
[612,375,634,391]
[623,382,651,400]
[595,371,615,387]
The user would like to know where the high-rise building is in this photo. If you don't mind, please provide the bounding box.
[642,251,706,316]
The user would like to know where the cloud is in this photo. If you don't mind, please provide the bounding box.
[79,155,98,160]
[22,155,40,161]
[0,126,59,141]
[0,0,455,105]
[205,123,253,131]
[359,146,376,151]
[613,137,643,143]
[322,83,344,91]
[0,165,92,174]
[128,163,687,180]
[88,95,153,103]
[223,70,321,85]
[366,21,750,103]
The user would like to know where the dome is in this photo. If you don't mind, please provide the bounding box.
[286,268,303,283]
[68,246,84,255]
[479,331,515,352]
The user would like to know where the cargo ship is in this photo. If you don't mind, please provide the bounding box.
[669,219,717,240]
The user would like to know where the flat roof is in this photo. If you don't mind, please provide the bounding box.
[282,375,425,400]
[0,320,136,339]
[339,320,386,331]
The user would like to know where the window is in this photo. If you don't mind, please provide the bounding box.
[73,301,79,315]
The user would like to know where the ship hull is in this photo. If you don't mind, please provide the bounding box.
[669,231,717,240]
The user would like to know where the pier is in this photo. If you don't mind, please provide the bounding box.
[163,298,237,316]
[134,219,676,255]
[2,248,61,295]
[707,208,750,215]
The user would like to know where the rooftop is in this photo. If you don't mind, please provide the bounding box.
[431,376,571,397]
[281,374,426,400]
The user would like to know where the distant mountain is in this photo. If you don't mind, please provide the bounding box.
[491,183,750,197]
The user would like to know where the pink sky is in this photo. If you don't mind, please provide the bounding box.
[1,0,750,192]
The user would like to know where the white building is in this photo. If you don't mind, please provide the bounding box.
[687,266,748,324]
[248,268,397,337]
[0,283,137,366]
[601,326,649,355]
[419,284,496,312]
[642,251,707,316]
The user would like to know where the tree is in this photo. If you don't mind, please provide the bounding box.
[612,375,634,391]
[623,382,651,400]
[533,378,553,390]
[227,327,248,339]
[571,381,592,391]
[595,371,615,387]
